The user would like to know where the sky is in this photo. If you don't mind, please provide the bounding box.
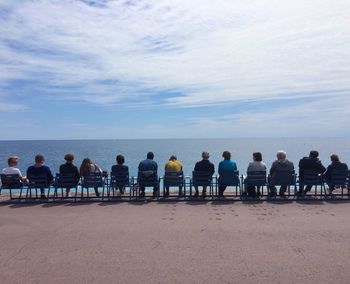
[0,0,349,139]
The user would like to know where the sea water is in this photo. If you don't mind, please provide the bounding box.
[0,138,349,177]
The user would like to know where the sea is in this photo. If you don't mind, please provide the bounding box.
[0,138,349,177]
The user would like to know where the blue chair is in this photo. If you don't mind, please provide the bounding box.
[326,169,348,198]
[105,171,131,200]
[163,171,185,198]
[80,172,104,200]
[27,175,51,200]
[244,171,267,198]
[137,171,159,199]
[191,171,213,199]
[50,173,79,200]
[0,174,23,200]
[268,170,297,199]
[299,170,325,198]
[217,170,240,199]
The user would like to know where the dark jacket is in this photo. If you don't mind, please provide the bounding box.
[298,157,326,182]
[111,165,129,175]
[194,160,215,175]
[59,163,80,184]
[27,165,54,184]
[323,161,348,182]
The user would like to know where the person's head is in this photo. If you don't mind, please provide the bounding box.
[80,158,92,176]
[276,150,286,160]
[309,150,319,159]
[147,152,154,160]
[116,154,125,165]
[330,154,339,163]
[253,152,262,162]
[7,156,18,167]
[35,154,45,165]
[64,153,74,163]
[169,155,177,161]
[222,151,231,160]
[81,158,92,166]
[202,151,210,160]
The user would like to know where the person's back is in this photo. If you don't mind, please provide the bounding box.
[270,159,294,182]
[138,152,158,197]
[299,151,325,182]
[298,150,326,195]
[247,161,266,172]
[2,156,23,178]
[218,151,237,196]
[194,159,215,174]
[59,154,80,198]
[193,151,214,198]
[27,155,53,183]
[218,160,237,175]
[269,151,294,197]
[324,154,348,187]
[165,158,183,172]
[111,155,129,195]
[27,154,53,198]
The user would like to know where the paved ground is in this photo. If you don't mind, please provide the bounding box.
[0,200,349,283]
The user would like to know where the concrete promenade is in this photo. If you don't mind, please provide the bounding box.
[0,201,349,283]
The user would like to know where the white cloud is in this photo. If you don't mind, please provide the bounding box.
[0,0,349,108]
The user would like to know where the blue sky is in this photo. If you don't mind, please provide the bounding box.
[0,0,349,139]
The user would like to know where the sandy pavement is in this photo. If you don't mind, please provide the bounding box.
[0,200,349,284]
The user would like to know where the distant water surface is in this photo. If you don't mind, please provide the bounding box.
[0,138,349,177]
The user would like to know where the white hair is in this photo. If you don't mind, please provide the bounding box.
[277,150,286,160]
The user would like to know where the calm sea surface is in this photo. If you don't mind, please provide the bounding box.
[0,138,349,177]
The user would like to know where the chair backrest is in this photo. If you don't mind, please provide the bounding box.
[192,171,213,187]
[302,170,323,185]
[28,174,50,188]
[82,172,103,188]
[272,170,296,186]
[218,170,240,186]
[54,173,78,188]
[1,174,22,188]
[246,171,267,186]
[138,171,158,186]
[110,171,130,187]
[330,170,348,186]
[164,171,184,187]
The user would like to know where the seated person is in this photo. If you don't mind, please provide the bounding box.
[111,154,129,195]
[164,155,183,197]
[245,152,266,197]
[59,153,80,197]
[323,154,348,193]
[218,151,237,197]
[79,157,102,197]
[2,156,27,184]
[269,150,294,197]
[27,154,54,198]
[298,150,326,196]
[193,151,215,198]
[138,152,158,198]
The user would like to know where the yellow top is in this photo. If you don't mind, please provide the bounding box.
[165,160,183,172]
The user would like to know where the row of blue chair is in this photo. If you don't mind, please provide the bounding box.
[1,169,350,202]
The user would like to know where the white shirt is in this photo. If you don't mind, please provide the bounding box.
[2,167,23,177]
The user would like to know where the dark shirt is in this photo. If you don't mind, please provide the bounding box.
[111,165,129,175]
[59,163,80,183]
[323,161,348,182]
[194,159,215,175]
[27,165,54,184]
[298,157,326,182]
